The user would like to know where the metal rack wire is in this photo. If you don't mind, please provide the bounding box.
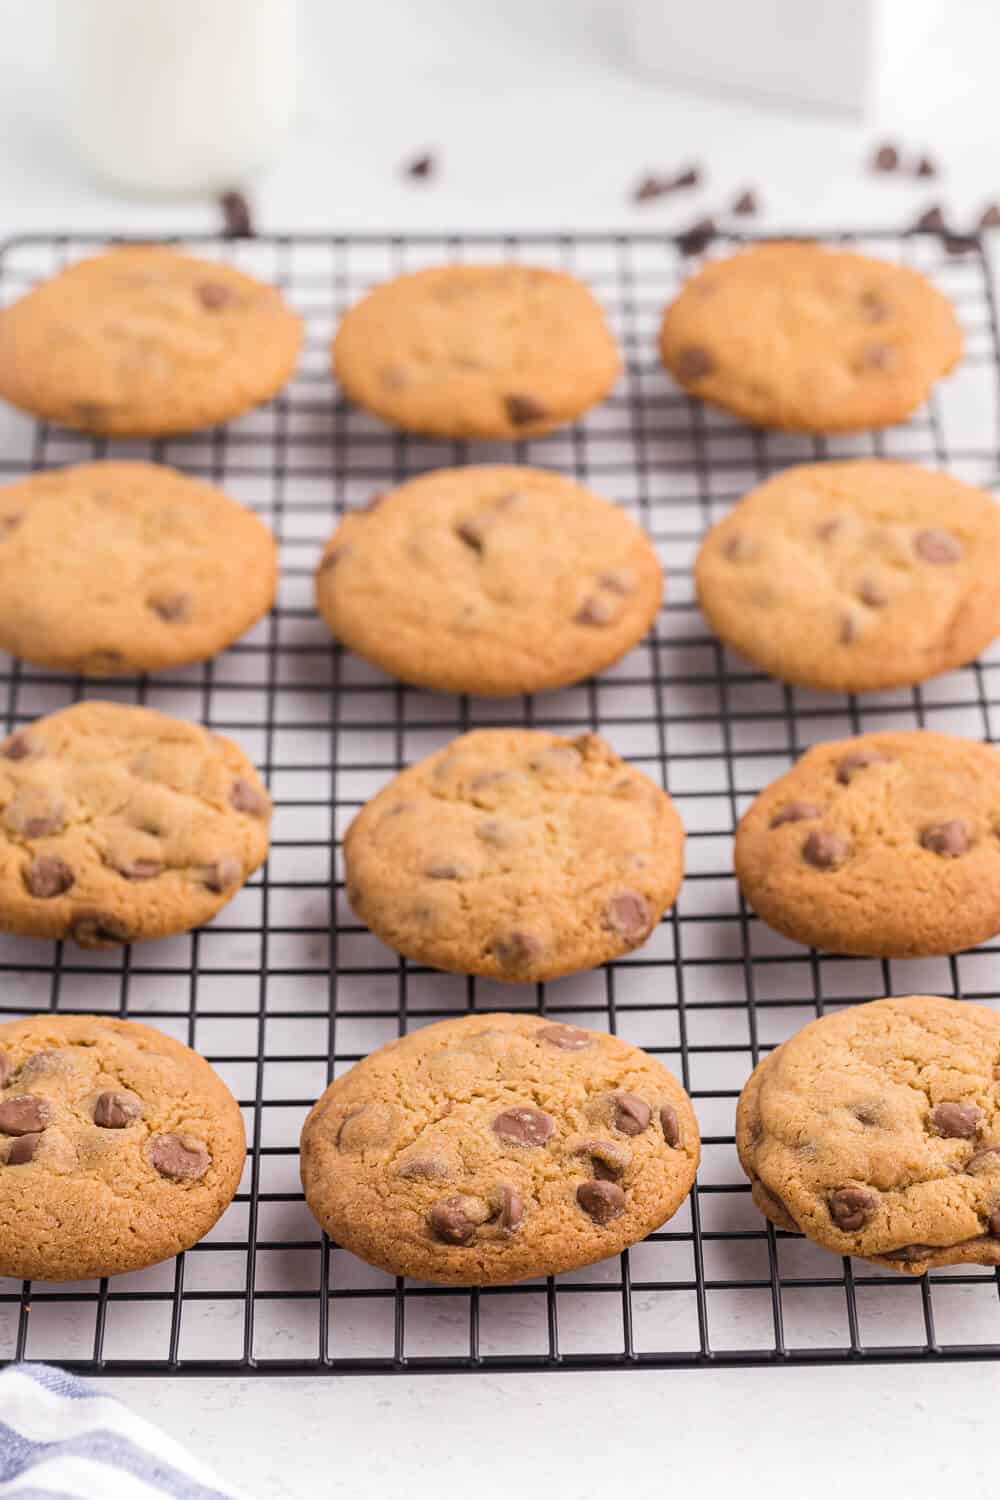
[0,228,999,1374]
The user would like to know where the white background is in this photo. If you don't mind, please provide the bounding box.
[2,1,1000,1496]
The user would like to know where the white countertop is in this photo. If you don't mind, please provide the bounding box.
[4,1,1000,1496]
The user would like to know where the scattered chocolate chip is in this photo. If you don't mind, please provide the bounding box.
[731,189,758,216]
[3,793,65,839]
[404,152,436,180]
[889,1243,935,1262]
[859,291,889,323]
[944,232,978,256]
[815,518,843,542]
[978,203,1000,230]
[494,1185,523,1231]
[575,595,615,626]
[0,514,22,535]
[828,1185,877,1231]
[836,751,889,785]
[857,341,896,371]
[674,165,701,189]
[230,779,268,817]
[492,1107,555,1148]
[204,856,242,892]
[197,281,234,311]
[839,613,858,646]
[396,1155,450,1180]
[659,1103,681,1148]
[932,1101,980,1139]
[1,733,35,762]
[914,527,961,564]
[6,1133,41,1165]
[115,858,165,881]
[915,155,937,178]
[493,930,545,972]
[604,890,651,942]
[428,1194,485,1245]
[148,1133,210,1180]
[577,1179,626,1224]
[720,533,755,562]
[913,204,946,232]
[770,801,821,828]
[854,1106,880,1127]
[872,143,899,172]
[455,518,486,552]
[538,1023,593,1051]
[633,174,673,204]
[476,819,511,848]
[70,911,134,949]
[857,578,888,608]
[802,830,850,870]
[676,344,715,381]
[0,1053,9,1089]
[0,1096,51,1136]
[966,1147,1000,1176]
[576,1138,632,1179]
[219,189,254,238]
[505,393,548,426]
[678,216,716,256]
[149,592,192,623]
[989,1210,1000,1237]
[612,1093,651,1136]
[94,1090,143,1129]
[920,820,970,858]
[23,855,74,899]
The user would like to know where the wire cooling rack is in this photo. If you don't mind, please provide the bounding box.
[0,228,999,1375]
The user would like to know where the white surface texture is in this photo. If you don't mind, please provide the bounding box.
[1,3,1000,1499]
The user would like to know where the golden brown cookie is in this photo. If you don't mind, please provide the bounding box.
[0,701,270,947]
[331,264,620,438]
[344,728,684,982]
[0,461,277,675]
[695,460,1000,692]
[0,1013,245,1281]
[659,242,962,431]
[735,730,1000,957]
[0,245,302,436]
[301,1012,699,1284]
[737,995,1000,1275]
[314,465,662,696]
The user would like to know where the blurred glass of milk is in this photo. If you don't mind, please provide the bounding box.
[67,0,298,195]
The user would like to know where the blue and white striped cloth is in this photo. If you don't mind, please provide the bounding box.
[0,1363,247,1499]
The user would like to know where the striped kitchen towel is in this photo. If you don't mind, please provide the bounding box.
[0,1362,248,1499]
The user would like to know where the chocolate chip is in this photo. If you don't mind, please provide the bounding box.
[455,518,486,552]
[859,291,888,323]
[633,174,673,203]
[914,528,961,564]
[94,1090,143,1129]
[424,863,465,881]
[815,518,843,542]
[802,830,850,870]
[889,1243,936,1263]
[872,143,899,171]
[839,613,858,646]
[612,1093,651,1136]
[148,1133,210,1180]
[721,533,754,562]
[538,1023,593,1051]
[604,890,652,942]
[476,819,511,848]
[0,1095,51,1135]
[494,1185,523,1231]
[396,1155,450,1180]
[966,1148,1000,1176]
[23,855,74,899]
[428,1195,485,1245]
[859,341,896,371]
[660,1103,681,1148]
[676,345,715,381]
[854,1106,881,1127]
[858,578,888,608]
[599,568,636,595]
[732,189,758,216]
[505,393,549,426]
[576,1138,632,1179]
[0,1053,9,1089]
[989,1210,1000,1237]
[149,592,192,623]
[674,165,701,189]
[204,856,242,892]
[945,232,978,256]
[115,858,164,881]
[219,189,254,238]
[913,204,946,232]
[828,1185,877,1231]
[6,1133,41,1165]
[492,930,545,971]
[920,820,969,858]
[492,1107,555,1148]
[230,779,268,817]
[1,733,35,762]
[978,203,1000,230]
[932,1102,981,1139]
[575,595,615,626]
[678,216,716,256]
[836,751,889,785]
[577,1179,626,1224]
[0,513,22,535]
[404,152,435,179]
[916,155,937,178]
[197,281,234,311]
[770,801,820,828]
[70,911,134,949]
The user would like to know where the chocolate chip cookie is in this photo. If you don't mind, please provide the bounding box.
[0,461,277,675]
[737,995,1000,1274]
[0,245,302,436]
[735,730,1000,957]
[0,1013,245,1281]
[695,460,1000,692]
[314,465,662,696]
[0,700,270,947]
[301,1012,699,1284]
[659,242,962,431]
[332,264,620,439]
[344,729,684,982]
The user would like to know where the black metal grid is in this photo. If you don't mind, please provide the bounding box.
[1,228,1000,1375]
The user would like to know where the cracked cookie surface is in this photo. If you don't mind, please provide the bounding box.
[343,728,684,981]
[0,461,278,675]
[0,246,302,436]
[315,465,662,696]
[736,995,1000,1274]
[331,264,620,439]
[695,460,1000,692]
[659,242,961,432]
[0,700,270,946]
[735,730,1000,957]
[301,1011,699,1284]
[0,1013,245,1280]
